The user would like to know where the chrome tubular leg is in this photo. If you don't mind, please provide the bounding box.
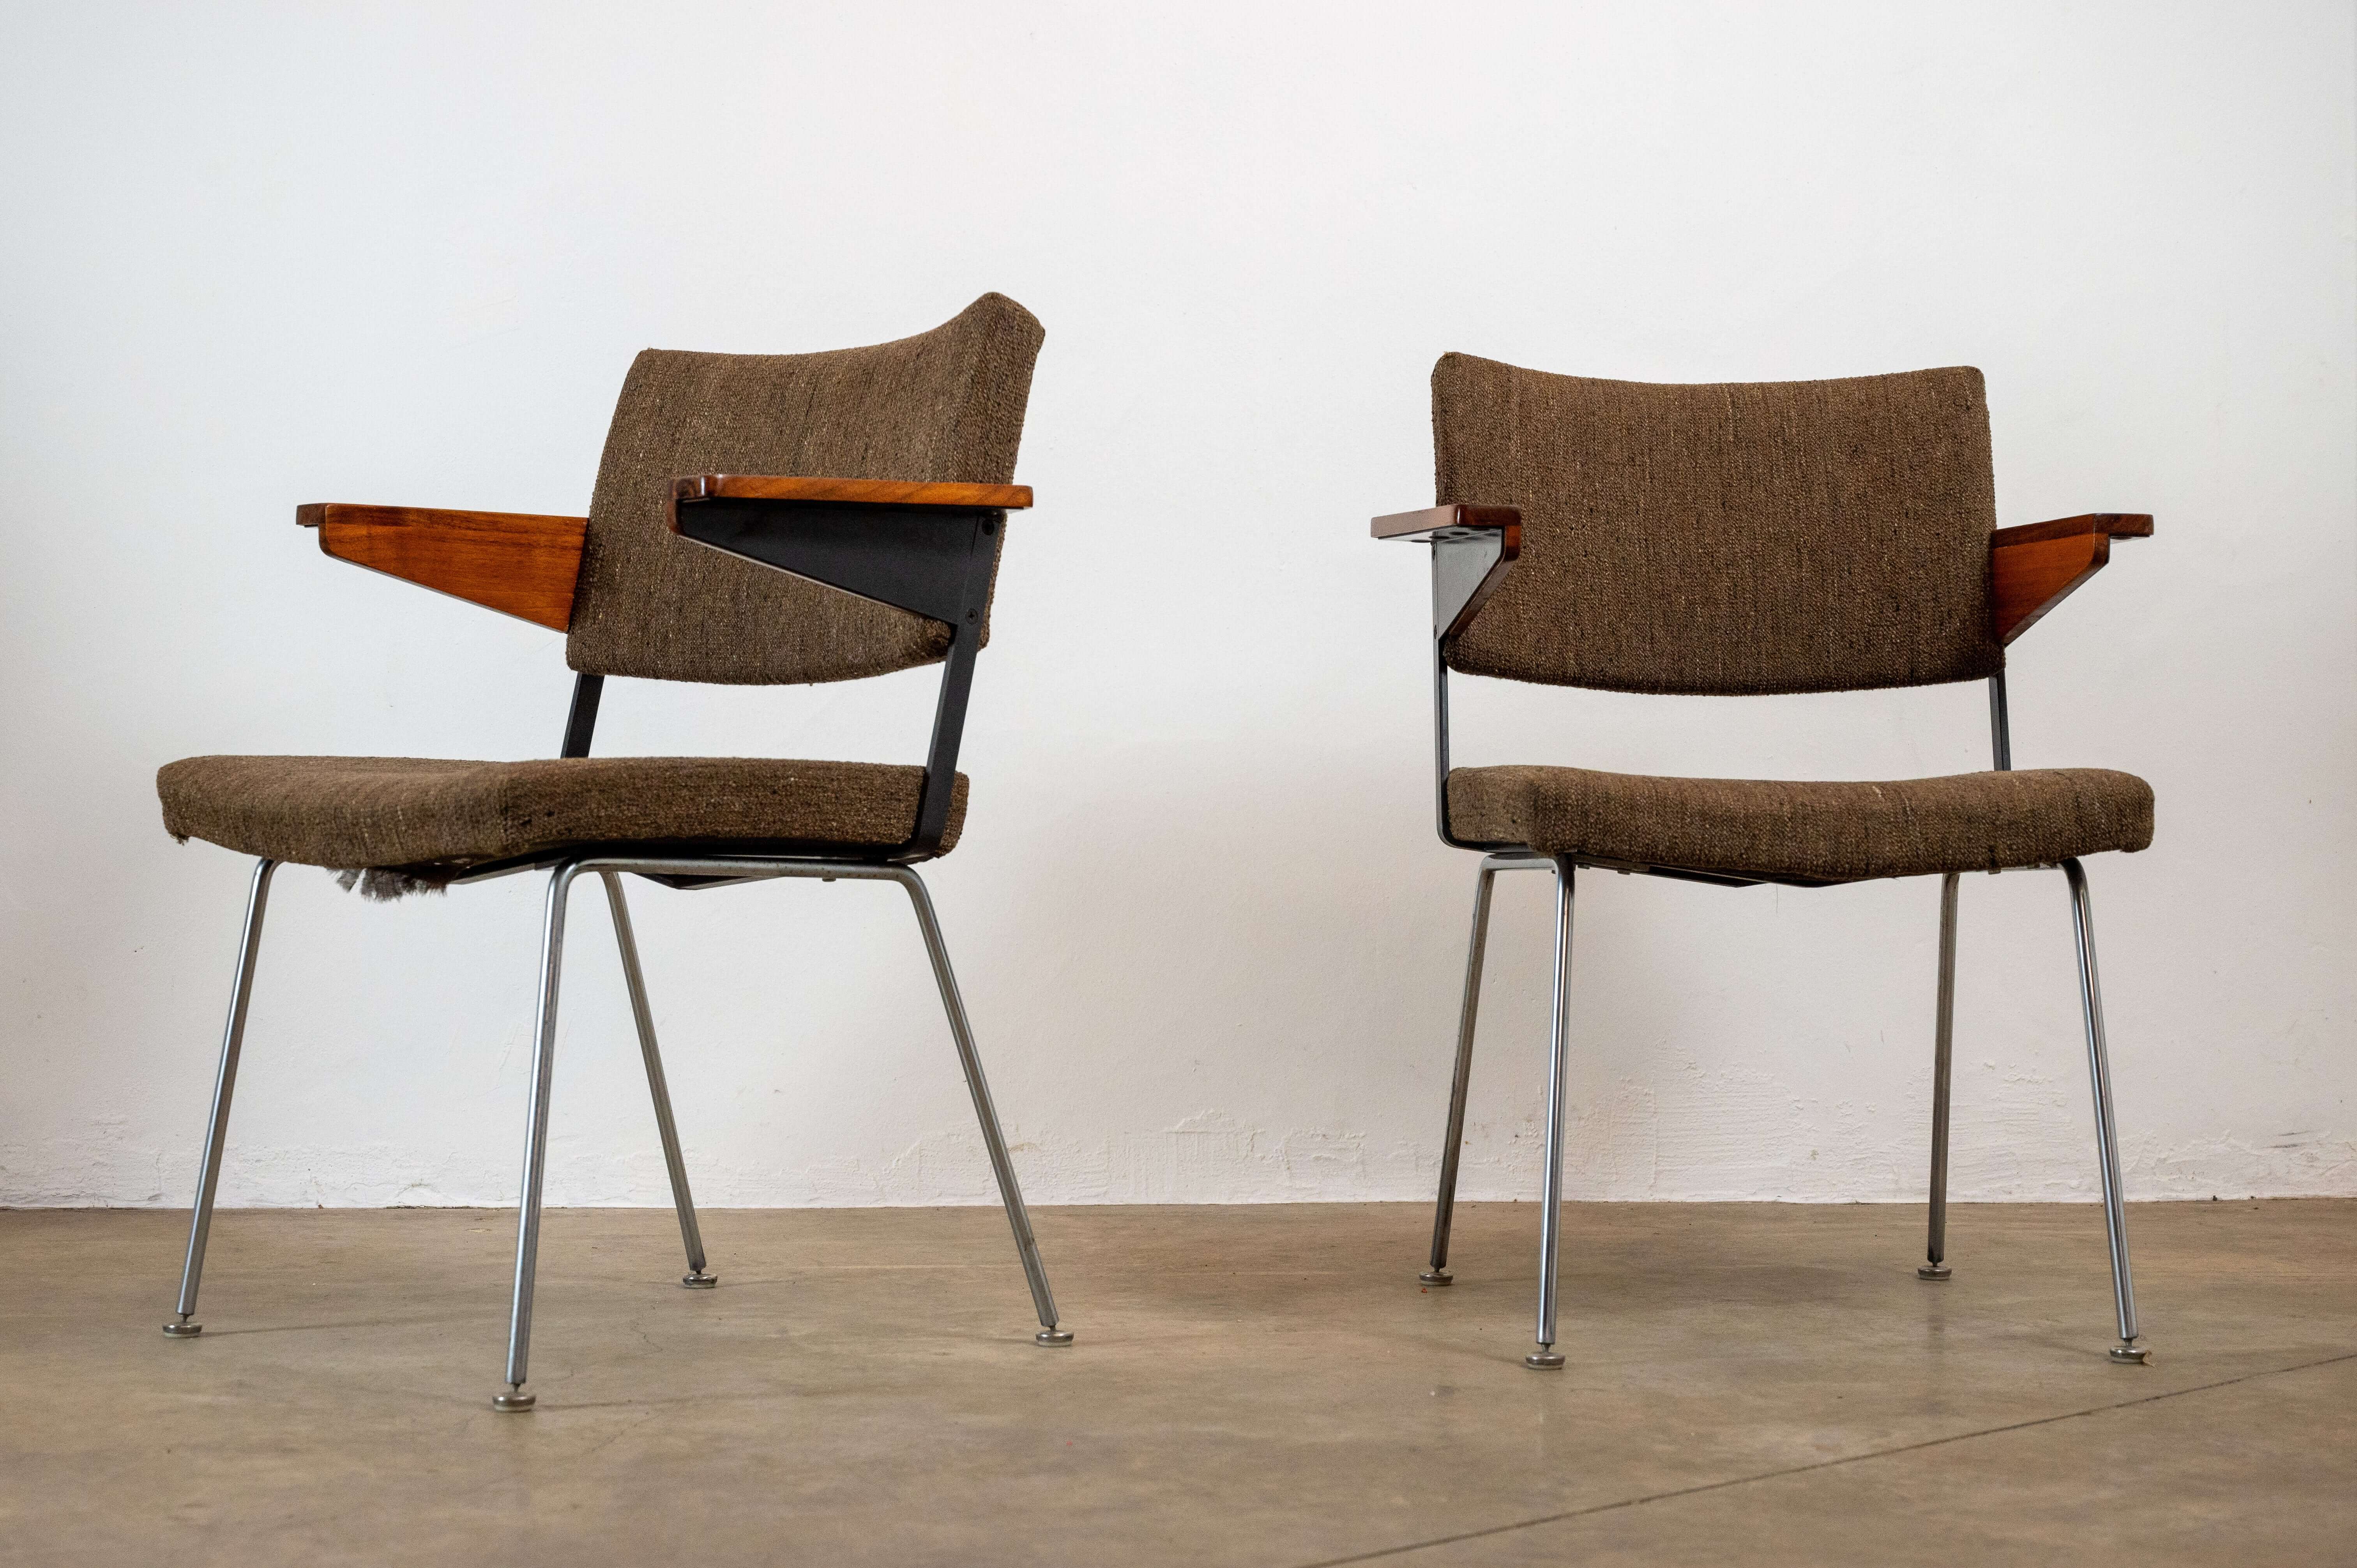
[1921,872,1960,1281]
[599,872,715,1289]
[1424,864,1500,1286]
[894,869,1070,1347]
[495,862,583,1411]
[2062,860,2147,1363]
[164,858,279,1338]
[1526,858,1575,1370]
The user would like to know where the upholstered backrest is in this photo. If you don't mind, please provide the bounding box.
[567,293,1044,685]
[1431,355,2004,696]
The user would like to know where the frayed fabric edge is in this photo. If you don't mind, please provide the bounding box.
[329,867,449,902]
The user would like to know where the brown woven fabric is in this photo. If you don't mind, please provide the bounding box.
[158,756,966,875]
[1446,765,2151,882]
[567,293,1044,685]
[1432,356,2004,696]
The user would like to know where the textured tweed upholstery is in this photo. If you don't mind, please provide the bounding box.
[567,293,1043,686]
[1446,765,2151,883]
[159,756,966,877]
[1432,357,2004,696]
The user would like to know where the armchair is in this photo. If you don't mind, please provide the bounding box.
[1377,359,2157,1370]
[156,295,1073,1411]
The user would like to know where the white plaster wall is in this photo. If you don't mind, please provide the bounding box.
[1,3,2349,1210]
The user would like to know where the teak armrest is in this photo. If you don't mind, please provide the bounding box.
[1370,503,1523,546]
[1373,503,1523,641]
[1991,512,2154,644]
[297,504,588,632]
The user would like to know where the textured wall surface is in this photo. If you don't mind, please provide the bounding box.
[1,3,2350,1209]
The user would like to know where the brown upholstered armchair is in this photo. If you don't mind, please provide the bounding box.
[155,295,1072,1410]
[1376,357,2156,1371]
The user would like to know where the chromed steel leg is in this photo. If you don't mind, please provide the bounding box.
[1921,872,1960,1281]
[2062,860,2147,1363]
[164,858,279,1338]
[894,868,1070,1347]
[495,861,583,1411]
[1526,858,1575,1370]
[599,872,715,1289]
[1424,864,1500,1286]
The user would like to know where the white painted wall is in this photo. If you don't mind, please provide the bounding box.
[2,3,2350,1211]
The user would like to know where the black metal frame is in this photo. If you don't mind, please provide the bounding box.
[560,671,604,759]
[556,495,1006,874]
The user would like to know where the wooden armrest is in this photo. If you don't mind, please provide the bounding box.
[297,504,587,632]
[1991,513,2155,644]
[673,475,1034,510]
[1371,503,1522,545]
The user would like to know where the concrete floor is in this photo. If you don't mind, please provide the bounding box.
[0,1201,2349,1565]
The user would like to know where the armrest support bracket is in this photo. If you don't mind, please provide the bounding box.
[1992,512,2153,645]
[1373,505,1523,639]
[1373,503,1523,849]
[672,482,1023,860]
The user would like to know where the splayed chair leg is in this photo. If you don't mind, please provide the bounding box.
[2061,860,2149,1364]
[494,861,584,1411]
[1424,863,1500,1286]
[1526,858,1575,1371]
[600,872,715,1289]
[1920,872,1960,1281]
[894,869,1071,1347]
[164,858,279,1339]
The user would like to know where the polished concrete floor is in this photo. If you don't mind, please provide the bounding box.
[0,1200,2349,1565]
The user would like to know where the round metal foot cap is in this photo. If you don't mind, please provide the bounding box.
[161,1321,203,1338]
[2109,1344,2150,1364]
[680,1272,718,1289]
[1524,1349,1566,1370]
[1035,1328,1074,1347]
[492,1388,537,1411]
[1419,1269,1454,1286]
[1917,1263,1952,1281]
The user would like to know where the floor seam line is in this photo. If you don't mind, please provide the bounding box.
[1289,1349,2357,1568]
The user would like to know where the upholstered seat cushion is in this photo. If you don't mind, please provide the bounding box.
[158,755,966,875]
[1446,765,2152,883]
